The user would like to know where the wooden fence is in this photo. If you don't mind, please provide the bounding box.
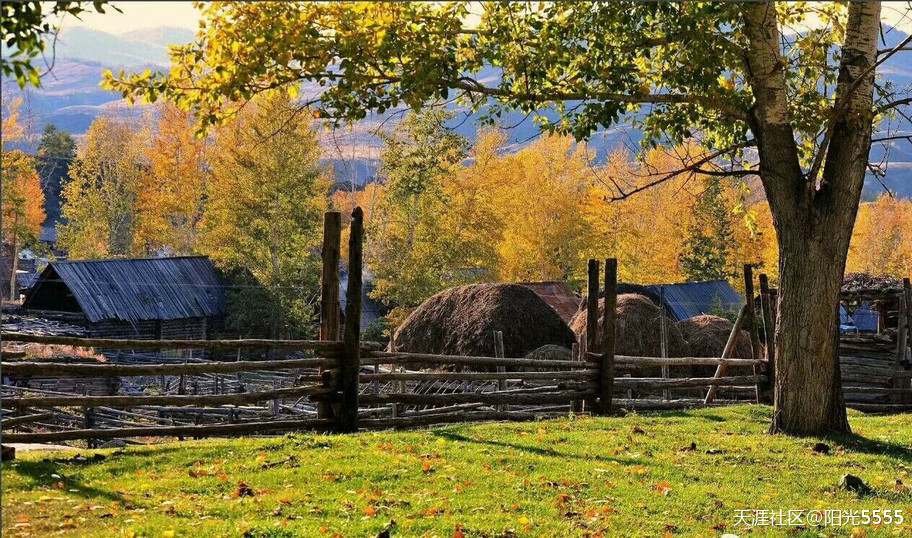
[0,208,773,445]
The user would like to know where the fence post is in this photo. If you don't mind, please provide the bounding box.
[570,341,581,412]
[494,331,506,412]
[742,264,763,404]
[659,286,669,401]
[339,207,364,433]
[599,258,617,415]
[758,273,776,401]
[897,278,911,404]
[319,211,342,420]
[586,259,600,412]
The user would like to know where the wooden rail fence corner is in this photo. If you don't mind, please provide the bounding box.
[339,207,364,433]
[319,211,342,420]
[599,258,617,415]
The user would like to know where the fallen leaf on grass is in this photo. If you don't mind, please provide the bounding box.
[232,481,255,498]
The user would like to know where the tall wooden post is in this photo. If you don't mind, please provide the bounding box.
[743,265,762,403]
[319,212,342,419]
[758,273,776,400]
[599,258,617,415]
[494,331,506,412]
[659,286,669,401]
[586,259,600,412]
[339,207,364,433]
[901,278,912,403]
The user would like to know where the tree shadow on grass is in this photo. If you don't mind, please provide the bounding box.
[5,459,129,503]
[824,432,912,466]
[431,430,647,467]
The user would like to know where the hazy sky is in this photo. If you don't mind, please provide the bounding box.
[66,1,912,36]
[67,2,201,34]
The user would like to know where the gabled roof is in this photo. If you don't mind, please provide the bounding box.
[646,280,743,321]
[24,256,226,323]
[520,282,580,323]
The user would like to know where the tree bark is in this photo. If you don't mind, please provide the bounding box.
[771,223,850,434]
[743,1,880,434]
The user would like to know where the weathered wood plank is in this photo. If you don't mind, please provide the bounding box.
[1,357,337,377]
[5,385,333,408]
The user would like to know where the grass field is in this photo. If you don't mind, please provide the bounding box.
[2,406,911,537]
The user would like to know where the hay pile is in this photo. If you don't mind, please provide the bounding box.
[525,344,573,362]
[678,315,755,378]
[392,284,576,359]
[568,294,686,358]
[678,315,753,360]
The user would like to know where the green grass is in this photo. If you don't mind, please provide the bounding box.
[2,406,911,537]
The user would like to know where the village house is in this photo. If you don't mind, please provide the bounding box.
[23,256,226,342]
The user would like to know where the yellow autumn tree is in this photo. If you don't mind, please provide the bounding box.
[492,135,593,283]
[847,194,912,278]
[2,98,46,299]
[583,147,692,284]
[202,91,330,337]
[58,116,144,258]
[133,104,208,255]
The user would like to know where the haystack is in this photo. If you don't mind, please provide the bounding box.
[392,284,576,360]
[568,294,687,358]
[678,314,755,378]
[525,344,573,362]
[678,315,753,360]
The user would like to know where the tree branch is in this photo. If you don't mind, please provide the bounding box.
[606,139,757,201]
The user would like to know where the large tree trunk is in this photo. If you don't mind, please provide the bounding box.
[744,1,880,434]
[771,221,851,434]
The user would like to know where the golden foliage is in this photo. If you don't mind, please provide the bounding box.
[133,104,208,255]
[847,194,912,278]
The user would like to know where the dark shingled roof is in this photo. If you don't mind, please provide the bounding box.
[24,257,226,323]
[646,280,743,322]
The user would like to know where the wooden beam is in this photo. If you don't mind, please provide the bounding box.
[758,273,776,399]
[615,375,764,389]
[1,417,335,443]
[704,303,749,404]
[358,370,597,382]
[4,384,334,408]
[362,352,584,369]
[339,207,364,433]
[1,357,336,378]
[0,332,344,353]
[319,211,343,420]
[0,412,53,427]
[742,265,762,403]
[599,258,617,415]
[359,390,595,406]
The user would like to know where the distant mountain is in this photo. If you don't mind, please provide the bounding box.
[45,26,195,67]
[3,25,911,198]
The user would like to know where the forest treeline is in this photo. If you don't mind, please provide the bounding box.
[2,96,911,333]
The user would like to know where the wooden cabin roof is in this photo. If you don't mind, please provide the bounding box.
[24,256,226,324]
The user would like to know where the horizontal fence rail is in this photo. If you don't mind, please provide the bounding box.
[3,212,908,447]
[1,332,347,353]
[2,357,337,377]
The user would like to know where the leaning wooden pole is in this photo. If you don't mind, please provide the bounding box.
[599,258,617,415]
[339,207,364,433]
[704,303,748,405]
[743,264,762,404]
[585,259,600,412]
[319,211,342,419]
